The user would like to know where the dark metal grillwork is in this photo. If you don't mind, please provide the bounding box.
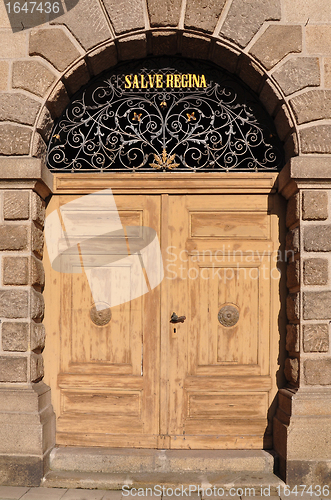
[47,58,284,173]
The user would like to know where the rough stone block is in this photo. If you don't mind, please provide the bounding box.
[286,193,299,228]
[303,291,331,320]
[36,107,54,143]
[2,322,29,352]
[185,0,226,33]
[0,226,28,251]
[259,79,282,117]
[181,33,210,60]
[272,57,320,97]
[303,324,329,353]
[302,190,328,220]
[3,191,29,220]
[151,31,178,57]
[0,357,27,382]
[104,0,145,33]
[30,353,44,383]
[284,357,299,384]
[306,25,331,55]
[46,81,70,119]
[290,90,331,125]
[0,455,43,487]
[0,290,29,318]
[210,42,240,74]
[287,260,300,289]
[0,61,9,91]
[32,225,44,259]
[304,225,331,252]
[87,43,118,76]
[12,61,56,98]
[51,0,111,51]
[300,125,331,154]
[303,258,328,285]
[118,34,147,61]
[29,28,81,72]
[304,359,331,385]
[274,104,294,142]
[30,290,44,320]
[286,227,299,254]
[237,57,264,93]
[31,256,45,288]
[31,323,45,353]
[286,324,299,353]
[31,193,46,228]
[62,60,91,96]
[287,293,300,322]
[147,0,182,27]
[250,25,302,70]
[3,257,29,286]
[0,125,32,156]
[220,0,281,48]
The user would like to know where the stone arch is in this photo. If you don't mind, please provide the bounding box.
[30,29,298,167]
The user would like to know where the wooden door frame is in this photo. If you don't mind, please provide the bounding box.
[46,171,283,449]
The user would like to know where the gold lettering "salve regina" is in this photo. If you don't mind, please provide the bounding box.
[124,73,207,89]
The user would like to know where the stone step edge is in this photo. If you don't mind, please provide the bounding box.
[50,448,276,474]
[42,470,285,491]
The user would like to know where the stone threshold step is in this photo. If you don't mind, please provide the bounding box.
[50,448,276,475]
[42,470,284,491]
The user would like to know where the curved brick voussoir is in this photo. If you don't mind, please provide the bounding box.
[150,31,178,57]
[87,43,118,77]
[103,0,145,35]
[210,42,240,74]
[259,79,283,117]
[0,93,41,127]
[118,34,147,61]
[46,81,70,119]
[147,0,182,28]
[62,60,91,97]
[51,0,112,51]
[0,124,32,156]
[220,0,281,48]
[184,0,227,33]
[274,104,295,142]
[181,33,211,60]
[249,25,302,71]
[12,61,57,99]
[290,90,331,125]
[300,125,331,154]
[29,28,82,72]
[237,55,265,93]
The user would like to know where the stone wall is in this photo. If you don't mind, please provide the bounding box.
[1,0,331,487]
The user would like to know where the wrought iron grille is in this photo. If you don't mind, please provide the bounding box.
[47,58,284,173]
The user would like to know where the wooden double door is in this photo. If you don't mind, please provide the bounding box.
[44,182,282,449]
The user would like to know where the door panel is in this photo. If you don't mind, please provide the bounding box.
[44,195,161,447]
[165,194,280,449]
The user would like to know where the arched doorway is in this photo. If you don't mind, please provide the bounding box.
[43,57,286,450]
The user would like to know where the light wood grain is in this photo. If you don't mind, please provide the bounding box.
[44,179,282,450]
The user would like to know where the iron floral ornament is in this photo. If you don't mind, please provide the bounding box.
[47,62,283,172]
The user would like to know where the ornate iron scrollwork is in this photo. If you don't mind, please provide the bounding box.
[47,58,284,173]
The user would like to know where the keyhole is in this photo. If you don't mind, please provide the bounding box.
[174,328,176,334]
